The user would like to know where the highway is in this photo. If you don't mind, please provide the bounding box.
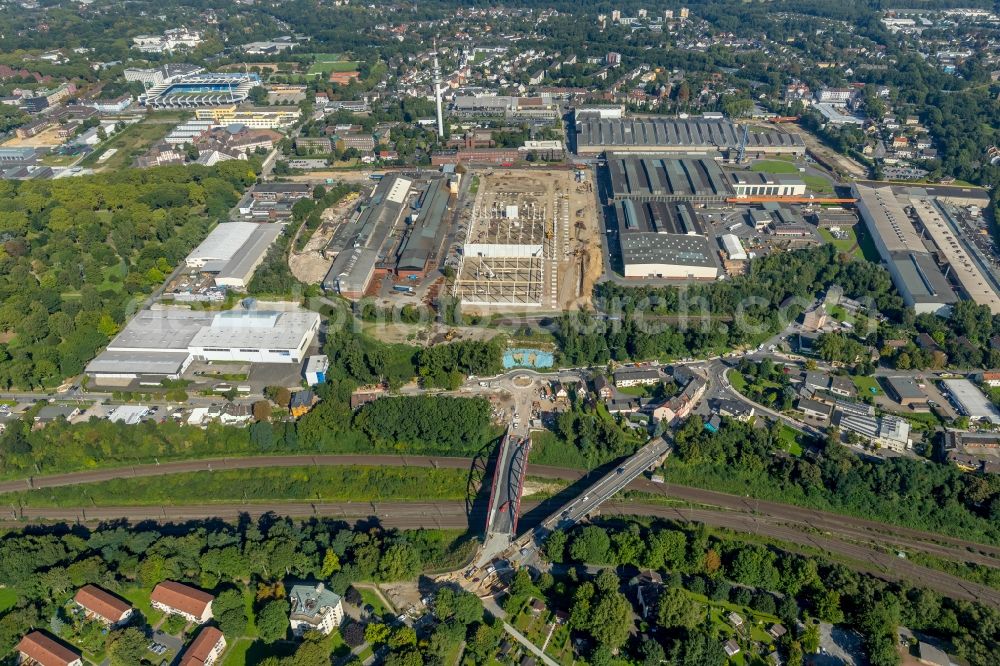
[5,498,998,609]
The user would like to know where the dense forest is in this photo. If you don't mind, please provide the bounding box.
[0,161,258,389]
[536,517,1000,666]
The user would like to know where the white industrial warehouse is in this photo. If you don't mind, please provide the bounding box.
[186,222,284,290]
[85,306,320,384]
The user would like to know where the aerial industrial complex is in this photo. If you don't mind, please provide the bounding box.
[852,183,998,315]
[575,116,805,157]
[323,174,453,299]
[614,200,718,279]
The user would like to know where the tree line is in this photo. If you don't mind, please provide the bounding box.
[669,417,1000,545]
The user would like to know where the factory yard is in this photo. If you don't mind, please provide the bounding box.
[455,168,600,312]
[289,193,360,284]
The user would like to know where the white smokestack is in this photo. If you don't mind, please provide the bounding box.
[434,40,444,138]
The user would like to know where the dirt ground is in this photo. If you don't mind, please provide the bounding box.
[457,168,601,314]
[781,123,867,178]
[285,170,383,184]
[3,125,67,148]
[361,320,503,346]
[560,171,601,310]
[288,193,360,284]
[379,581,423,614]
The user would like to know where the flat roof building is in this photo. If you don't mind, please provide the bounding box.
[85,306,319,383]
[186,222,284,290]
[576,117,804,156]
[941,379,1000,424]
[730,171,806,198]
[909,196,1000,314]
[396,177,450,278]
[852,183,958,315]
[884,376,927,406]
[614,200,717,279]
[324,175,414,298]
[288,583,344,636]
[607,157,733,202]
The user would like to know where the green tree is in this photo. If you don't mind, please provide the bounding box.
[107,627,147,666]
[656,587,703,629]
[258,599,290,643]
[214,589,249,637]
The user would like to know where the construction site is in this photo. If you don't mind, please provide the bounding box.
[453,169,601,311]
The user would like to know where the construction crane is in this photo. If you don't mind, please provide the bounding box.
[736,123,749,164]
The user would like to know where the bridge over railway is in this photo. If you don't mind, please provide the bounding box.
[470,434,673,586]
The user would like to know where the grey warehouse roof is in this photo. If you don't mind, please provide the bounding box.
[889,251,959,306]
[608,157,733,200]
[189,311,319,350]
[107,310,214,351]
[620,233,716,269]
[86,350,192,375]
[577,118,804,152]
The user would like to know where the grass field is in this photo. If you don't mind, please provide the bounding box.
[803,174,834,193]
[529,431,588,469]
[0,588,17,613]
[750,160,799,174]
[308,54,362,75]
[854,223,882,263]
[819,226,860,257]
[80,119,177,171]
[777,425,804,456]
[852,375,882,397]
[0,466,470,508]
[120,585,164,626]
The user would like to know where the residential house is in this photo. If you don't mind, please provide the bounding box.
[768,624,787,640]
[179,626,226,666]
[288,583,344,636]
[803,371,830,394]
[529,598,546,616]
[613,367,661,387]
[728,612,743,629]
[592,375,613,399]
[552,382,569,399]
[798,397,833,421]
[73,585,134,627]
[977,371,1000,388]
[630,571,663,620]
[716,399,754,422]
[220,403,252,425]
[150,581,214,624]
[723,639,740,658]
[16,632,82,666]
[289,391,316,419]
[651,376,707,425]
[829,376,856,398]
[801,306,827,332]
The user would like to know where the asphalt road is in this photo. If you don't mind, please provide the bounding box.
[5,498,998,609]
[4,454,1000,570]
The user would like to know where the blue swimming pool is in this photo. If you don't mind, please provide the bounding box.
[503,348,554,369]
